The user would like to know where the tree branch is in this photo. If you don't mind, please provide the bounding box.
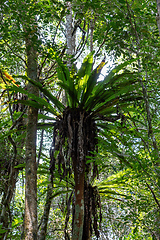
[4,40,27,66]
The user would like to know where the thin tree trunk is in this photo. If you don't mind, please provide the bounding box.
[66,1,75,68]
[90,15,94,53]
[37,130,53,240]
[156,0,160,36]
[0,169,19,239]
[0,92,26,239]
[38,183,52,240]
[23,32,39,239]
[72,112,85,240]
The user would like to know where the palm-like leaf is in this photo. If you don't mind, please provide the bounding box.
[80,57,106,108]
[96,172,133,201]
[7,84,61,116]
[27,78,65,113]
[56,55,139,120]
[7,55,140,124]
[76,53,93,102]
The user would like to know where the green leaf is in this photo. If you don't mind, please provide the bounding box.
[77,52,93,80]
[76,53,93,102]
[80,58,106,108]
[38,114,56,121]
[50,189,72,199]
[27,78,65,113]
[14,163,25,169]
[37,122,55,129]
[103,59,138,85]
[13,75,65,113]
[37,169,50,175]
[54,53,77,107]
[57,81,78,107]
[0,224,7,234]
[7,84,61,116]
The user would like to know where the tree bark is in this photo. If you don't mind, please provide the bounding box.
[0,169,19,239]
[38,183,52,240]
[90,15,94,53]
[72,112,85,240]
[66,2,75,55]
[66,1,75,69]
[23,32,39,239]
[72,170,85,240]
[157,0,160,36]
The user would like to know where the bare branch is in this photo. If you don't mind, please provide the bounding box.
[146,182,160,210]
[74,23,90,61]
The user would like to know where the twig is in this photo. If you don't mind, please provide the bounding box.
[74,23,90,61]
[4,40,27,66]
[9,106,27,131]
[75,20,86,54]
[146,182,160,210]
[38,12,65,78]
[37,128,44,168]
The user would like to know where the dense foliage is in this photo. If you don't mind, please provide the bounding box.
[0,0,160,239]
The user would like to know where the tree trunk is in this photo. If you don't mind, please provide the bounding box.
[0,94,26,239]
[72,112,85,240]
[23,32,39,239]
[90,15,94,53]
[0,169,19,239]
[72,169,85,240]
[38,183,52,240]
[66,1,75,68]
[65,9,85,239]
[82,183,91,240]
[157,0,160,36]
